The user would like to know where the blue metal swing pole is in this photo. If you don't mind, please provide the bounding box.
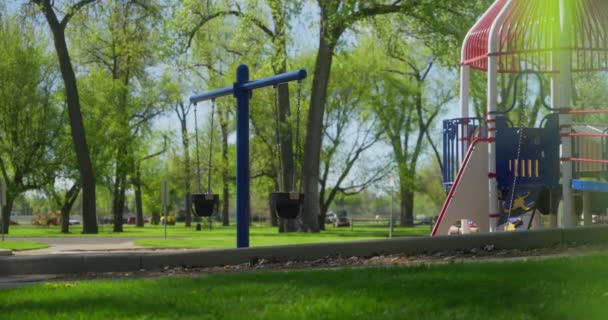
[189,64,307,248]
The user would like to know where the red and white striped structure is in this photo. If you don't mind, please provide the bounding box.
[459,0,608,231]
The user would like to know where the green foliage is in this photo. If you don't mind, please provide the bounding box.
[0,13,61,219]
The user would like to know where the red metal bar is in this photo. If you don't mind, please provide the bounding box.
[562,109,608,114]
[561,157,608,164]
[561,133,608,138]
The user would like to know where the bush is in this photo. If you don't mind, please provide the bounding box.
[160,215,176,225]
[31,211,62,226]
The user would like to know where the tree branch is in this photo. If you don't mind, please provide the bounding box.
[60,0,98,29]
[186,10,274,50]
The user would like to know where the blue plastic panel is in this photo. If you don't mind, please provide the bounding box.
[495,114,560,191]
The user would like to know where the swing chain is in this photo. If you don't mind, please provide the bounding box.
[293,80,303,193]
[193,103,202,193]
[506,98,527,226]
[207,99,216,194]
[273,85,284,191]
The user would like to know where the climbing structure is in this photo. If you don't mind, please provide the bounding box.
[433,0,608,236]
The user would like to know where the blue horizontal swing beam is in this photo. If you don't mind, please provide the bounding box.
[189,69,307,104]
[188,65,307,249]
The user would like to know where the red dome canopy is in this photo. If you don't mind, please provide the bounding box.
[462,0,608,73]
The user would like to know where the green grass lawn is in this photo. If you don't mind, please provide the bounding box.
[0,240,49,251]
[1,253,607,319]
[5,224,431,249]
[135,224,430,249]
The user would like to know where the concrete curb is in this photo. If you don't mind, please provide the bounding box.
[0,249,12,257]
[1,226,606,276]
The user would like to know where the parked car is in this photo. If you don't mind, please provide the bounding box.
[417,216,436,225]
[333,212,350,227]
[68,219,81,225]
[325,212,337,224]
[100,216,114,224]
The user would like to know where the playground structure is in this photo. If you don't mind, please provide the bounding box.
[433,0,608,236]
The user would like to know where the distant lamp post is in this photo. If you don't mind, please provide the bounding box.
[389,176,395,238]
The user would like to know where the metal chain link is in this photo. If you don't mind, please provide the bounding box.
[193,103,202,193]
[207,100,216,194]
[294,80,303,193]
[506,99,526,227]
[273,85,283,192]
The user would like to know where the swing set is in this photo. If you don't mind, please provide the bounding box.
[191,98,219,221]
[189,65,307,248]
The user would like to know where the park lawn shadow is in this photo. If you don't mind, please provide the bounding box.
[1,254,607,320]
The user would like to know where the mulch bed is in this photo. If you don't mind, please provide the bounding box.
[55,243,607,282]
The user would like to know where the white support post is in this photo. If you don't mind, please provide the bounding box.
[531,212,542,230]
[559,0,575,228]
[461,219,471,235]
[550,36,560,229]
[487,0,513,232]
[460,65,470,119]
[460,65,471,162]
[583,192,592,226]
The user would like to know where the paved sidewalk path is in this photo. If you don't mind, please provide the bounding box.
[12,237,146,255]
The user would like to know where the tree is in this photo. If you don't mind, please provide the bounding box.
[217,99,235,226]
[72,0,163,232]
[173,97,194,227]
[47,115,81,234]
[318,53,390,229]
[366,35,454,226]
[301,1,434,232]
[0,14,61,233]
[133,135,166,227]
[31,0,99,233]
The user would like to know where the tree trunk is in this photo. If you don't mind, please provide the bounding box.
[222,180,230,226]
[270,199,278,227]
[134,169,144,228]
[112,153,127,232]
[60,183,80,234]
[318,205,328,231]
[1,197,15,234]
[277,83,299,232]
[220,110,231,226]
[39,5,97,234]
[178,110,192,227]
[183,164,192,228]
[269,193,279,228]
[300,32,337,232]
[399,186,415,227]
[60,206,70,234]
